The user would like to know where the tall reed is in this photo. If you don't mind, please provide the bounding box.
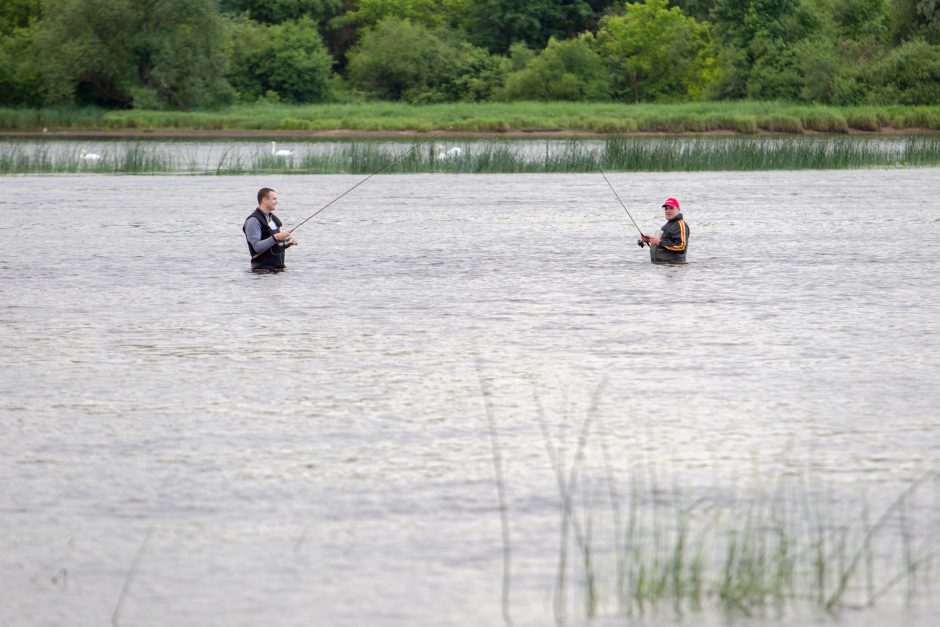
[2,137,940,175]
[548,451,939,621]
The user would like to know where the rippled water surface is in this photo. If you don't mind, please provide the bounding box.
[1,168,939,626]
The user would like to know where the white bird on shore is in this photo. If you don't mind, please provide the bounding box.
[270,141,293,157]
[79,149,101,162]
[437,146,463,159]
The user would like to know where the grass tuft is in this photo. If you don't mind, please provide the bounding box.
[758,116,804,134]
[803,112,849,133]
[846,114,881,132]
[554,456,939,620]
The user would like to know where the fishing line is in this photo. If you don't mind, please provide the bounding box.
[290,139,434,233]
[253,138,437,259]
[598,168,645,239]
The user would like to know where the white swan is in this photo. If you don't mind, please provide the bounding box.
[270,141,293,157]
[79,149,101,162]
[436,146,463,159]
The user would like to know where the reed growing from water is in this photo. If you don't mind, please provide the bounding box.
[3,136,940,175]
[540,427,939,623]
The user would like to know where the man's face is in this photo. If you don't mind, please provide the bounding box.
[663,204,679,219]
[261,191,278,212]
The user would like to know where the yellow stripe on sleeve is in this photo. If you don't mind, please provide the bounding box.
[663,219,687,251]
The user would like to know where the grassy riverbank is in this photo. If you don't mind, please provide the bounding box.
[3,102,940,136]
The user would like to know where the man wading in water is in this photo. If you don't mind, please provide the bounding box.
[638,197,689,264]
[243,188,297,271]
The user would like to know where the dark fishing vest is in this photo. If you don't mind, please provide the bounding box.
[650,213,689,264]
[244,208,285,270]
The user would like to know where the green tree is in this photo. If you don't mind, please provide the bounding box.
[0,0,42,106]
[743,33,801,99]
[338,0,448,29]
[793,36,840,102]
[450,43,512,101]
[670,0,716,21]
[595,0,716,102]
[228,16,335,103]
[709,0,801,46]
[889,0,940,43]
[0,0,40,33]
[503,35,610,100]
[707,0,823,99]
[865,37,940,102]
[829,0,887,38]
[505,42,537,72]
[449,0,605,53]
[34,0,232,108]
[0,31,43,106]
[219,0,342,24]
[346,16,499,102]
[346,17,457,101]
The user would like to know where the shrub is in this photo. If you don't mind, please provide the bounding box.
[228,17,334,104]
[503,36,609,101]
[595,0,717,102]
[346,17,502,103]
[864,39,940,105]
[35,0,233,108]
[757,116,804,133]
[0,26,43,106]
[802,112,849,133]
[846,113,880,131]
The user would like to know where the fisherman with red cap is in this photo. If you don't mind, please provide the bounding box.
[637,197,689,264]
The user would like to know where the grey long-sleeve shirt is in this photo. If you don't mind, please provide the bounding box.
[244,213,279,254]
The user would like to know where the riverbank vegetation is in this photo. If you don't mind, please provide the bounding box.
[4,136,940,174]
[2,1,940,117]
[3,102,940,134]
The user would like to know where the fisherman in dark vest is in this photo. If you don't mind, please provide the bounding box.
[243,187,297,271]
[637,197,689,264]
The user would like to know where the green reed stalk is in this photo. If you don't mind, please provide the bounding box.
[3,136,940,175]
[825,470,939,610]
[475,361,513,627]
[551,450,939,622]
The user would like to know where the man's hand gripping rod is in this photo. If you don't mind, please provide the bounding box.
[598,168,649,247]
[253,140,435,260]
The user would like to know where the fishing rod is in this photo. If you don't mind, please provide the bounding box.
[253,138,437,259]
[598,168,648,246]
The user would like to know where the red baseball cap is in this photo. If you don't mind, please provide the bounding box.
[662,197,680,209]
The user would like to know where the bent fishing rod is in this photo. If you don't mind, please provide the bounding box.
[598,168,648,246]
[254,139,436,259]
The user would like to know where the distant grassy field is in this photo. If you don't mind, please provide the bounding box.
[2,102,940,135]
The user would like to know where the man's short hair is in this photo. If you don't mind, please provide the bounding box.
[258,187,275,205]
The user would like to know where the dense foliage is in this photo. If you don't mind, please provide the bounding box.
[2,0,939,108]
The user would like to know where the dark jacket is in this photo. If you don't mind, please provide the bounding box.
[650,212,689,264]
[243,208,286,270]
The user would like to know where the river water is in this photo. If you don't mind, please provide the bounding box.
[1,168,939,626]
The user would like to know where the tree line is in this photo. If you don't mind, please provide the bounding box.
[1,0,939,110]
